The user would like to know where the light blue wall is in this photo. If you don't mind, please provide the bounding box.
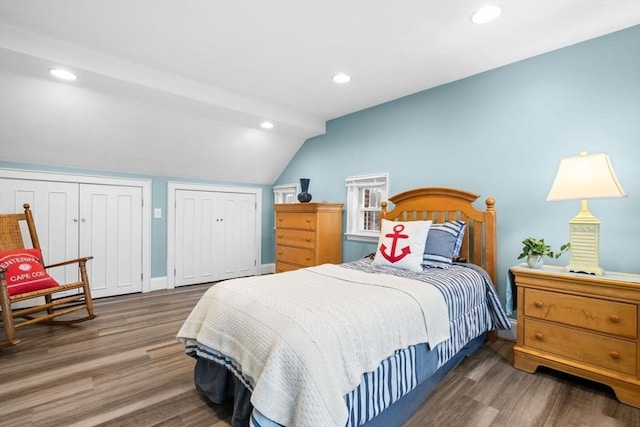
[0,161,275,277]
[276,26,640,306]
[2,26,638,301]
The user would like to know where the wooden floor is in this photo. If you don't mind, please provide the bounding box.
[1,284,639,427]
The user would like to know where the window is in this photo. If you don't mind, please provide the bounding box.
[274,183,299,204]
[345,173,389,241]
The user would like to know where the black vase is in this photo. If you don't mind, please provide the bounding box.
[297,178,312,203]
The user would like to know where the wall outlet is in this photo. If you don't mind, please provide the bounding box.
[154,208,162,219]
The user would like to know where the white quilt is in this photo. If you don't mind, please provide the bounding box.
[177,264,450,427]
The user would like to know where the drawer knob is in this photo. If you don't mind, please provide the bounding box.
[306,219,311,223]
[609,314,620,323]
[306,257,311,260]
[306,238,311,242]
[609,351,620,360]
[277,251,283,255]
[534,301,544,308]
[534,332,544,341]
[277,234,283,238]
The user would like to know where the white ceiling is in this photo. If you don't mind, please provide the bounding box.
[1,1,639,184]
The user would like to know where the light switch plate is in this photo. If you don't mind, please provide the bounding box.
[154,208,162,219]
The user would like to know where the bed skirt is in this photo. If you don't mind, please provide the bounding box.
[193,334,486,427]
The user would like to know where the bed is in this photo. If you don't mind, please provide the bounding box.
[177,187,510,427]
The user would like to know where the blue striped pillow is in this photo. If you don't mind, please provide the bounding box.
[422,220,466,268]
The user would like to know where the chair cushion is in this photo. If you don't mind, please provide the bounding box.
[0,248,60,296]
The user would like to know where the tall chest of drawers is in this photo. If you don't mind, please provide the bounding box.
[511,265,640,407]
[274,203,343,273]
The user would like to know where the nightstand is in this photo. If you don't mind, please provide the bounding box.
[511,264,640,408]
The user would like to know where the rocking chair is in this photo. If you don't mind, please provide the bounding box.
[0,203,97,348]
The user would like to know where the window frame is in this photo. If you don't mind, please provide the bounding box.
[345,173,389,242]
[273,183,299,204]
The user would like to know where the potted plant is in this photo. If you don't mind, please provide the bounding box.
[517,237,570,269]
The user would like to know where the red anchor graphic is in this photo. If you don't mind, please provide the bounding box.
[379,224,411,263]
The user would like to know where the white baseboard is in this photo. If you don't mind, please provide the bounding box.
[261,263,275,275]
[497,318,517,341]
[148,265,272,292]
[149,276,168,292]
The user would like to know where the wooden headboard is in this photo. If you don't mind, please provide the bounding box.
[381,187,497,285]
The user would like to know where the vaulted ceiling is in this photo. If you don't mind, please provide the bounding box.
[1,1,638,184]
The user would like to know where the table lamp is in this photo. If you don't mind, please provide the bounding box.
[546,151,626,275]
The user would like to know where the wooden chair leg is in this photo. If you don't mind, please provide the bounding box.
[45,294,54,315]
[79,260,96,318]
[0,279,20,348]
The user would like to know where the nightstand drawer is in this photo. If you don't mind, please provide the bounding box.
[276,213,316,230]
[524,318,637,376]
[524,288,637,338]
[275,229,315,249]
[276,245,315,267]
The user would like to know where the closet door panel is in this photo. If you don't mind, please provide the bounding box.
[175,190,218,287]
[200,196,217,280]
[79,184,143,298]
[218,193,256,280]
[0,179,79,285]
[174,189,257,286]
[175,193,196,285]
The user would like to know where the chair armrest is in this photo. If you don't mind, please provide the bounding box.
[45,256,93,269]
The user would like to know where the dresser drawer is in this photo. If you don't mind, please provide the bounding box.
[524,288,637,338]
[276,245,315,267]
[276,213,316,230]
[524,318,637,376]
[275,229,315,249]
[275,262,302,273]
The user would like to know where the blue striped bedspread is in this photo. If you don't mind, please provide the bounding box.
[343,260,510,426]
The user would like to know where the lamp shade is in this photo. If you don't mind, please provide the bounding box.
[546,152,626,201]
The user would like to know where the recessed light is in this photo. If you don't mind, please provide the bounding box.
[332,73,351,84]
[260,121,274,129]
[49,68,77,81]
[471,5,502,24]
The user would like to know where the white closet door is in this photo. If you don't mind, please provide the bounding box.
[175,190,218,286]
[174,189,257,286]
[79,184,143,298]
[0,178,79,285]
[217,192,256,281]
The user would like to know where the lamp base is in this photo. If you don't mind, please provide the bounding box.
[565,264,603,276]
[566,200,604,276]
